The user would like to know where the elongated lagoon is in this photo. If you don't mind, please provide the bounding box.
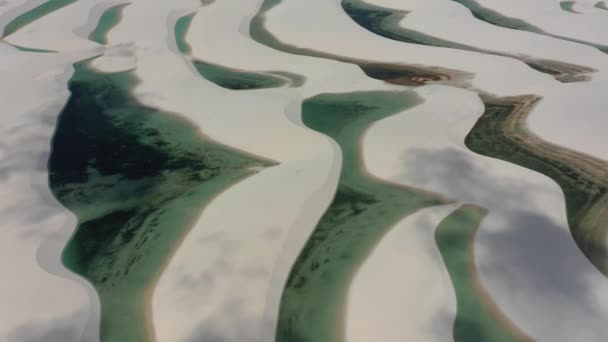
[250,0,458,86]
[436,205,531,342]
[276,91,445,342]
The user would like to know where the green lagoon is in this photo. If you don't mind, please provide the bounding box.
[560,1,580,13]
[88,3,129,45]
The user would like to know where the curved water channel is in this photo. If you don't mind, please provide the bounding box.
[435,205,532,342]
[447,0,608,53]
[5,0,604,341]
[342,0,594,83]
[175,13,303,90]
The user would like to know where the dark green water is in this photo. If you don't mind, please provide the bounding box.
[2,0,78,37]
[8,42,56,53]
[436,205,529,342]
[465,96,608,276]
[88,3,129,45]
[49,58,274,342]
[276,91,445,342]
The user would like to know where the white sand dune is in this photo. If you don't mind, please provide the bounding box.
[101,1,341,341]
